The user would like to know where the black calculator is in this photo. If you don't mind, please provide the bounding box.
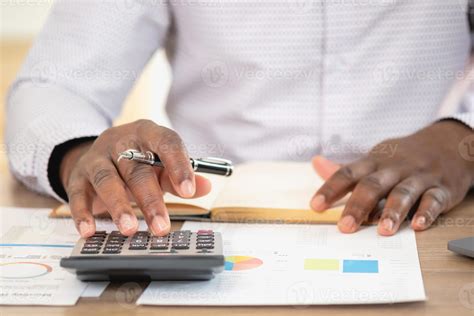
[60,230,224,281]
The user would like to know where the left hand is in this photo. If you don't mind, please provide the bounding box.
[310,121,474,236]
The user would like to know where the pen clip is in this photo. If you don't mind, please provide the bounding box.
[197,157,233,166]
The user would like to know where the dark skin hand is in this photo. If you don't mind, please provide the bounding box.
[59,119,211,238]
[311,120,474,236]
[61,120,473,238]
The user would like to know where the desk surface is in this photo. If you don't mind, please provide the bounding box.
[1,157,473,316]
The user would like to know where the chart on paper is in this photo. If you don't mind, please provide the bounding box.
[138,222,426,306]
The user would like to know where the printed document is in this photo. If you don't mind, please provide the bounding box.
[138,222,426,305]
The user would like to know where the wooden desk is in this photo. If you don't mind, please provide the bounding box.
[1,157,473,316]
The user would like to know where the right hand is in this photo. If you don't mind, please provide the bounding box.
[59,120,212,238]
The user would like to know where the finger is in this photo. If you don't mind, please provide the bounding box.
[159,170,212,198]
[411,187,450,231]
[86,160,138,236]
[115,159,171,236]
[338,169,402,233]
[138,121,195,198]
[91,196,108,215]
[377,175,434,236]
[67,178,96,238]
[312,156,341,180]
[311,158,377,212]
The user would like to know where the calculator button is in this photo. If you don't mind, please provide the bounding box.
[87,236,106,241]
[82,247,101,252]
[133,232,148,236]
[172,236,189,241]
[81,248,100,254]
[83,243,101,248]
[104,240,123,245]
[173,231,191,236]
[131,238,149,243]
[83,246,102,251]
[103,247,122,254]
[196,236,214,241]
[197,230,214,236]
[150,243,169,250]
[172,243,190,249]
[93,230,107,235]
[108,237,126,242]
[130,240,148,245]
[172,238,189,244]
[103,244,121,249]
[110,231,125,237]
[196,243,214,249]
[84,240,103,245]
[103,250,121,254]
[151,237,169,243]
[131,239,148,244]
[129,244,147,250]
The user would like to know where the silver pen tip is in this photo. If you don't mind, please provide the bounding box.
[117,151,133,162]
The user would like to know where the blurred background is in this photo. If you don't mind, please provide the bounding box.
[1,1,473,173]
[0,0,172,139]
[0,1,172,178]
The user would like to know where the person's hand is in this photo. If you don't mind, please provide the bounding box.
[59,120,212,238]
[310,121,474,236]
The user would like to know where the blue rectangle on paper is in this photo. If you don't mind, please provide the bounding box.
[342,260,378,273]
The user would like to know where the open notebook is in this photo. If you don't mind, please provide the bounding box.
[50,161,347,223]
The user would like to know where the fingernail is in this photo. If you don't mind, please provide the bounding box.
[119,213,137,234]
[339,215,356,232]
[180,179,195,197]
[151,216,170,235]
[381,218,394,232]
[414,216,426,228]
[79,221,94,237]
[311,195,326,212]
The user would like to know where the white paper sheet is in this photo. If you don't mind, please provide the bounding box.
[81,282,109,298]
[0,207,86,305]
[138,222,426,306]
[0,207,147,305]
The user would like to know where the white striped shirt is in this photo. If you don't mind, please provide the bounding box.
[6,0,474,200]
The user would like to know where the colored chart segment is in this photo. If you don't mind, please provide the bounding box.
[304,259,339,271]
[343,260,378,273]
[0,262,53,279]
[225,256,263,271]
[304,259,379,274]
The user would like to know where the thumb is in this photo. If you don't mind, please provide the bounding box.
[312,155,341,180]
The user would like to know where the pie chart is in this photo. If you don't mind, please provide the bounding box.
[0,262,52,279]
[224,256,263,271]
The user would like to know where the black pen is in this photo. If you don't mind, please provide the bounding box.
[118,149,233,176]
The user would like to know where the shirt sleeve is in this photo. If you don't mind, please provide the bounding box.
[5,0,170,200]
[446,92,474,130]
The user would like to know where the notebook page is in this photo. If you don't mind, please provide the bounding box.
[163,173,229,211]
[212,162,324,210]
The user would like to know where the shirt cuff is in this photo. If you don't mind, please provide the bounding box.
[47,137,98,202]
